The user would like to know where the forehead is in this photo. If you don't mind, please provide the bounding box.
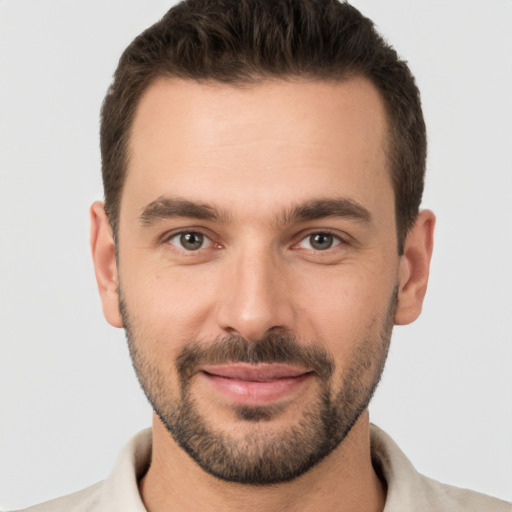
[123,77,392,223]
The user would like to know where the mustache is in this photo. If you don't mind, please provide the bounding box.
[176,330,335,382]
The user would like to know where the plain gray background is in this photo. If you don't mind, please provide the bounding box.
[0,1,511,509]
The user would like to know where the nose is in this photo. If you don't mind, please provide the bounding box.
[215,246,294,341]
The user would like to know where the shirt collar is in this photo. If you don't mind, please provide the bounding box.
[98,428,151,511]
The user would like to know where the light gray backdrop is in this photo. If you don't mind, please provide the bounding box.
[1,1,511,509]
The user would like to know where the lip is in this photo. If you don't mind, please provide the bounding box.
[199,363,313,406]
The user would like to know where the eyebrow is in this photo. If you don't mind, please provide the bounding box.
[279,197,372,225]
[138,197,230,226]
[138,195,371,227]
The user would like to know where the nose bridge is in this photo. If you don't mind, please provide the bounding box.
[216,240,292,340]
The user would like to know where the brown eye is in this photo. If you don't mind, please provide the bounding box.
[169,232,209,251]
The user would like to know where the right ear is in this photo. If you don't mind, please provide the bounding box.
[90,201,123,328]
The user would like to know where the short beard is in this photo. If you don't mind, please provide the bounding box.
[121,290,395,485]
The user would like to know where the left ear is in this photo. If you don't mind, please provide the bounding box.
[395,209,436,325]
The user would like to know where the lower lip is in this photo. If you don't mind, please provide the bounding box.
[201,372,312,406]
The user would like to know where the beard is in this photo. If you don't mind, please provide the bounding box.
[121,290,396,485]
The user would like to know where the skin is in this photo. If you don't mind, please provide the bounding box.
[91,76,435,512]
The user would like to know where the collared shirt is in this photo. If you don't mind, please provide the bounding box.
[17,425,511,511]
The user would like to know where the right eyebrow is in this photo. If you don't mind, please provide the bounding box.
[138,196,229,226]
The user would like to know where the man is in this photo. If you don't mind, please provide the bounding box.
[15,1,510,511]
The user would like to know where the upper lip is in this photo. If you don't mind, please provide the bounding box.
[201,363,312,381]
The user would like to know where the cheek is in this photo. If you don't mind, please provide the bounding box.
[291,261,397,357]
[120,260,224,345]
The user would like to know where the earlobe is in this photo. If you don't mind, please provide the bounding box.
[394,210,436,325]
[90,201,123,328]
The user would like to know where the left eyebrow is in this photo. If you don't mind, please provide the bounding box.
[279,197,372,225]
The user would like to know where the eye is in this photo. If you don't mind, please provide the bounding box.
[168,231,212,251]
[297,232,342,251]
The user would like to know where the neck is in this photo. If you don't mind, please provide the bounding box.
[140,411,386,512]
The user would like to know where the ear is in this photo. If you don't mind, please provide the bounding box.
[395,209,436,325]
[90,201,123,328]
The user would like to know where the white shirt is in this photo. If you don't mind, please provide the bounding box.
[17,425,511,511]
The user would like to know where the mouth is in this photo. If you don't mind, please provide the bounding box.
[199,363,314,406]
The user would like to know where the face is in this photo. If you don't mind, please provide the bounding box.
[99,77,410,483]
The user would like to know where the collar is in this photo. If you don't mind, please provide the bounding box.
[96,424,508,511]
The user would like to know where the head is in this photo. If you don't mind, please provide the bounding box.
[92,0,434,486]
[100,0,426,253]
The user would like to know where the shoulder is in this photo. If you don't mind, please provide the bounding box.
[11,482,103,512]
[417,474,511,512]
[370,424,511,512]
[11,429,152,512]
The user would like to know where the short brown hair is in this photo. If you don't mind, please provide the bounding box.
[101,0,426,252]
